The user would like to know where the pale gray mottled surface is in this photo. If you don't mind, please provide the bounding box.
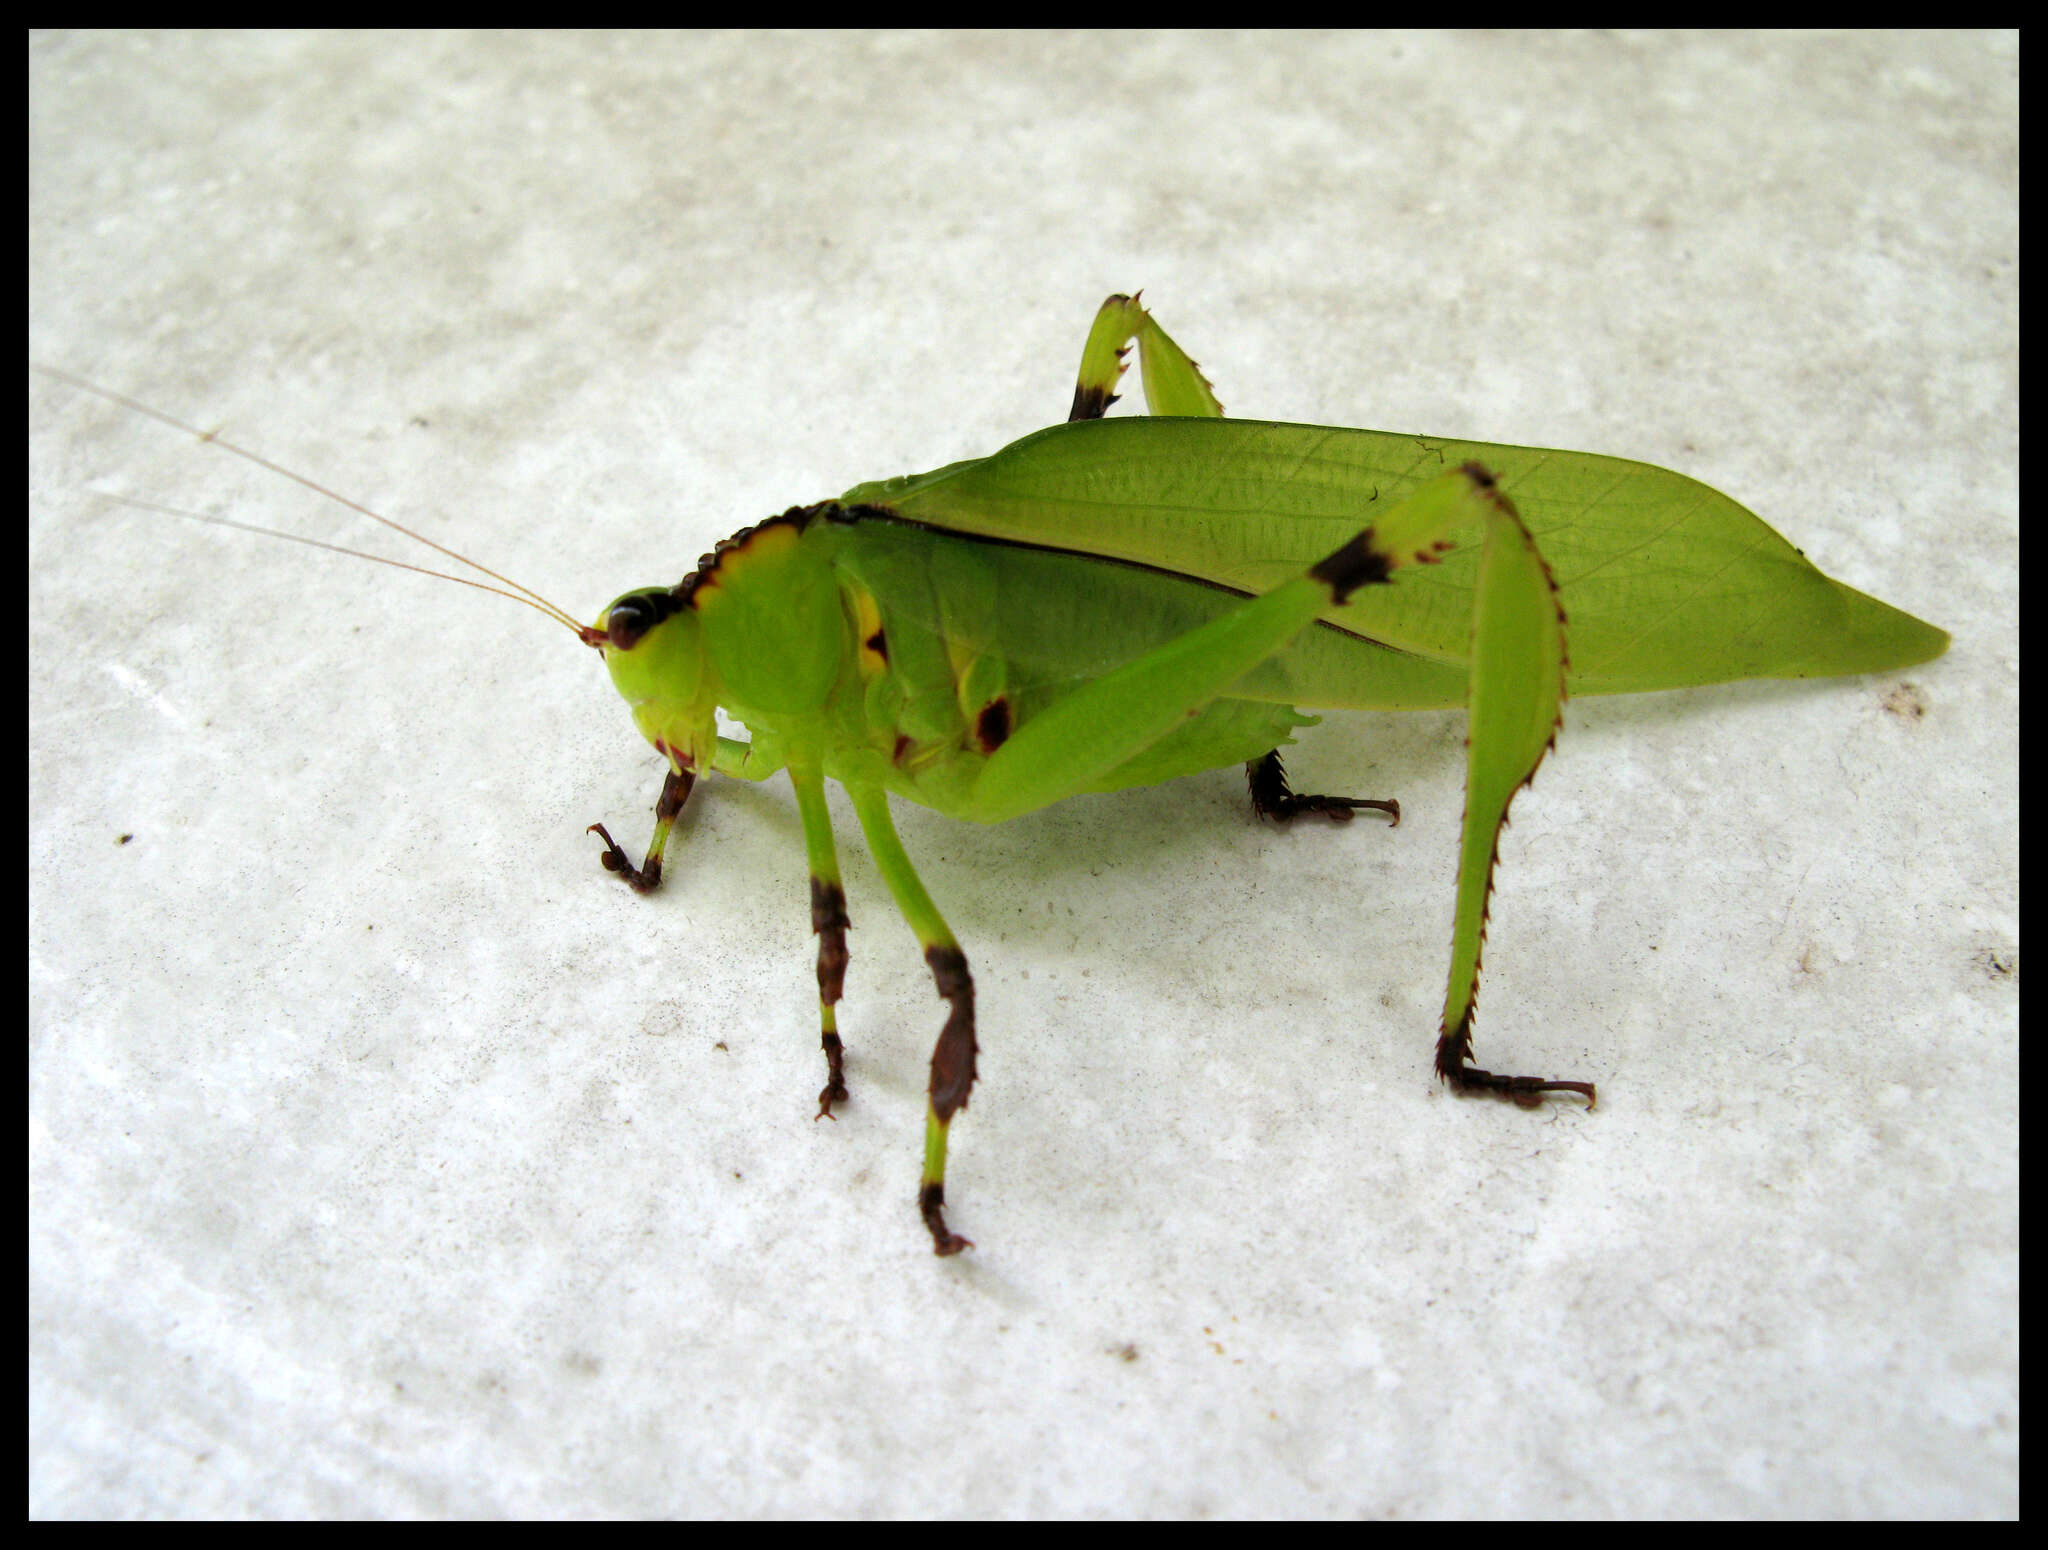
[30,31,2014,1519]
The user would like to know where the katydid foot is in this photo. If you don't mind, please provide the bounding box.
[587,822,663,892]
[921,1183,973,1256]
[1246,750,1400,826]
[1436,1020,1596,1107]
[588,766,694,893]
[816,1041,848,1120]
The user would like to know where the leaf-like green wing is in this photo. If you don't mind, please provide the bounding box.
[844,417,1947,705]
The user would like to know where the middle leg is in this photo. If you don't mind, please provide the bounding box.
[788,761,852,1118]
[845,781,978,1257]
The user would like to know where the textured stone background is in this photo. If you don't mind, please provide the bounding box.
[30,31,2015,1518]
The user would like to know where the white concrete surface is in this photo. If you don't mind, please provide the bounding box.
[29,31,2015,1518]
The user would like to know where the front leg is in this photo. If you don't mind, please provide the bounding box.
[588,765,693,893]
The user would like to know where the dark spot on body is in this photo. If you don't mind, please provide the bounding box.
[975,697,1012,753]
[1308,530,1394,603]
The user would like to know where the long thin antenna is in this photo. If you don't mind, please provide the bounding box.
[32,363,594,640]
[100,494,585,618]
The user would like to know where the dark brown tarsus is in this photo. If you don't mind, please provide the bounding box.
[1246,750,1400,826]
[921,1181,969,1257]
[1436,1011,1597,1107]
[588,766,694,892]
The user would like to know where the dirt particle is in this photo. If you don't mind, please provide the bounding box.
[1882,682,1929,720]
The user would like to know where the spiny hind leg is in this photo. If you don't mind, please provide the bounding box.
[1069,294,1224,421]
[1429,465,1594,1107]
[846,783,978,1257]
[1245,750,1399,826]
[1436,1014,1595,1107]
[588,766,694,892]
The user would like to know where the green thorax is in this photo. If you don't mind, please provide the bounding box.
[597,502,1327,819]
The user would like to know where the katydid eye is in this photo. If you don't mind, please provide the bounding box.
[604,591,671,651]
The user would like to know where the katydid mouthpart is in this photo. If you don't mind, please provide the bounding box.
[34,295,1949,1256]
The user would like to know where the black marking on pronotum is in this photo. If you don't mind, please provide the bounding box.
[974,697,1013,754]
[864,627,889,662]
[1307,530,1395,604]
[675,504,830,606]
[672,501,902,608]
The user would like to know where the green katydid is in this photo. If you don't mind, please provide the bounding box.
[37,295,1949,1256]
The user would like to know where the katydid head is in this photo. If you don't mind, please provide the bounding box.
[594,587,716,771]
[595,587,705,701]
